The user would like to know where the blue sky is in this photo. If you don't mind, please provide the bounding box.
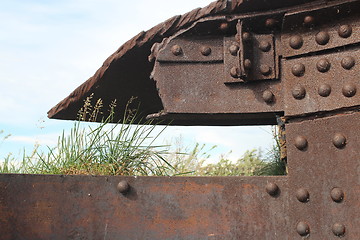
[0,0,274,162]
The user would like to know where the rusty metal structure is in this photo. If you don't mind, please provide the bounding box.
[2,0,360,239]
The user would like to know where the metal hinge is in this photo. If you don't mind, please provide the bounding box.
[224,20,277,83]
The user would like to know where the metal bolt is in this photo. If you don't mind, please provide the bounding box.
[242,32,251,42]
[259,41,271,52]
[296,188,310,203]
[332,223,346,237]
[292,85,306,100]
[316,58,331,72]
[230,67,240,78]
[262,90,274,103]
[260,64,272,76]
[291,63,305,77]
[296,221,310,237]
[338,24,352,38]
[316,31,330,45]
[201,46,211,56]
[333,133,347,149]
[266,182,279,197]
[318,84,331,97]
[303,15,315,26]
[229,44,239,56]
[289,35,303,49]
[219,22,229,32]
[117,180,130,194]
[342,83,357,97]
[244,59,252,69]
[341,56,355,70]
[171,45,182,56]
[265,18,277,28]
[295,136,308,150]
[331,188,344,203]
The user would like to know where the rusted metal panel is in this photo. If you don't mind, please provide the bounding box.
[286,112,360,239]
[152,61,283,118]
[283,46,360,116]
[281,0,360,58]
[30,0,360,238]
[0,174,288,240]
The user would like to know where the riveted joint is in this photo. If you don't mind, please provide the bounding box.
[117,180,130,194]
[332,223,346,237]
[297,222,310,237]
[266,182,280,197]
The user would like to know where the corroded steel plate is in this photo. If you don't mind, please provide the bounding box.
[287,112,360,239]
[0,174,288,240]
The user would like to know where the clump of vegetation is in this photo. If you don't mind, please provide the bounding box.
[165,128,286,177]
[0,96,286,176]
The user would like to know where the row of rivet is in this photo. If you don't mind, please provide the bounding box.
[289,23,353,49]
[295,187,344,203]
[297,221,346,237]
[266,182,346,237]
[266,183,345,203]
[171,45,212,56]
[292,56,355,77]
[292,83,357,99]
[219,18,279,33]
[295,133,347,150]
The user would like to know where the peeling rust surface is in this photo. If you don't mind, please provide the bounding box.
[0,175,288,240]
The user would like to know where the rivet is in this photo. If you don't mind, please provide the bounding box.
[338,24,352,38]
[332,223,346,237]
[117,180,130,194]
[266,182,279,197]
[292,63,305,77]
[333,133,346,149]
[294,136,308,150]
[201,46,212,56]
[342,83,356,97]
[303,15,315,26]
[230,67,240,78]
[318,84,331,97]
[316,31,330,45]
[341,56,355,70]
[262,90,274,103]
[296,222,310,237]
[316,58,331,72]
[331,188,344,203]
[171,45,182,56]
[292,85,306,100]
[289,35,303,49]
[260,64,272,76]
[242,32,251,42]
[259,41,271,52]
[296,188,310,203]
[265,18,277,28]
[244,59,252,69]
[219,22,229,32]
[229,44,239,56]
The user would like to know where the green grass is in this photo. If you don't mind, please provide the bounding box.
[0,96,286,176]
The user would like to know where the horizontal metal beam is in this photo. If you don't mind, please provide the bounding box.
[0,174,288,240]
